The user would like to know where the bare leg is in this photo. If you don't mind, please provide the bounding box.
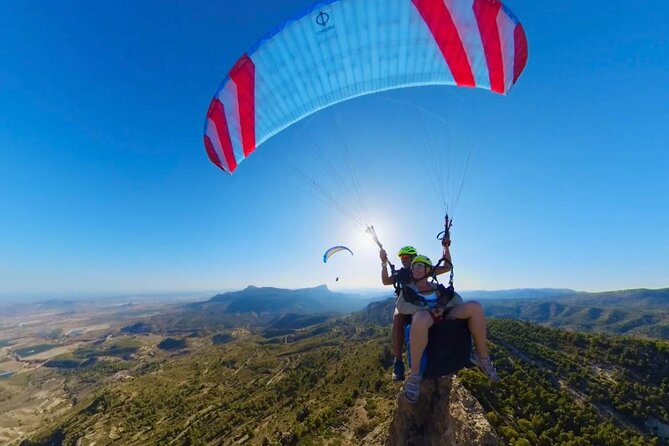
[409,311,434,376]
[392,312,406,361]
[448,301,489,358]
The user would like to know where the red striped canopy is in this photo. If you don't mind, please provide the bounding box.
[205,0,528,174]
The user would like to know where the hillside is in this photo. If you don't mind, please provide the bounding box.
[465,318,669,445]
[16,308,669,446]
[20,319,400,445]
[481,287,669,338]
[4,286,669,445]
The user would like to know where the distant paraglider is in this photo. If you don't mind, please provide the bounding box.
[323,246,353,263]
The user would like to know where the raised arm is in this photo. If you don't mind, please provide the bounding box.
[380,249,394,285]
[434,238,453,276]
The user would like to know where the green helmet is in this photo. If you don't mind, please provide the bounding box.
[397,246,417,257]
[411,255,433,268]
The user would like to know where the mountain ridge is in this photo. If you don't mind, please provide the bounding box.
[479,287,669,337]
[201,284,375,315]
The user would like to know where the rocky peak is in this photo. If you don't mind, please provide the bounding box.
[383,375,499,445]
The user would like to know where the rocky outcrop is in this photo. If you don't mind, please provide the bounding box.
[385,375,499,446]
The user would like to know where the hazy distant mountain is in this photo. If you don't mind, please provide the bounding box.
[353,287,669,339]
[561,287,669,308]
[199,284,375,314]
[481,287,669,338]
[459,288,577,300]
[65,286,669,340]
[129,285,383,333]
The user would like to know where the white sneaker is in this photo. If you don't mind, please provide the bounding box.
[471,354,500,382]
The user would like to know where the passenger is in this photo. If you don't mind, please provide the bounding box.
[398,255,499,403]
[380,242,452,381]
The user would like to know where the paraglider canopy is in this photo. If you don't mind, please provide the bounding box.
[204,0,528,174]
[323,246,354,263]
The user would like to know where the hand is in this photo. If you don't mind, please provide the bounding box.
[379,249,388,263]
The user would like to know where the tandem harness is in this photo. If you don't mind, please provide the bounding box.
[398,250,456,310]
[400,280,455,311]
[390,264,412,297]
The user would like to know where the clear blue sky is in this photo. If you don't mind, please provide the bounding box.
[1,0,667,298]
